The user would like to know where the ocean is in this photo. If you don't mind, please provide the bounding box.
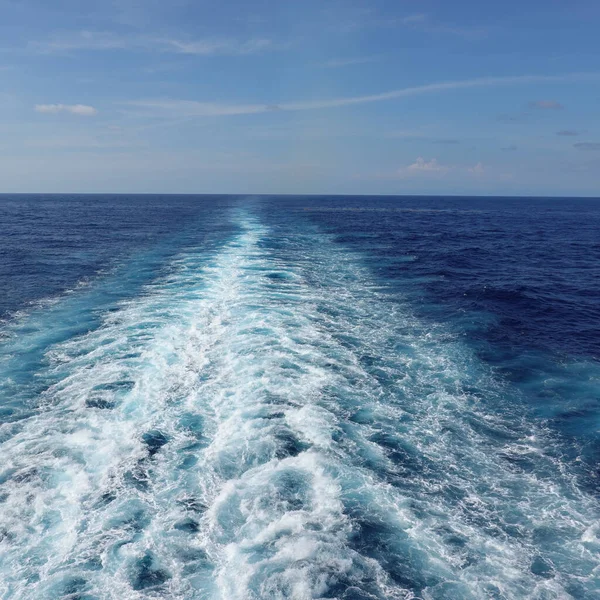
[0,194,598,599]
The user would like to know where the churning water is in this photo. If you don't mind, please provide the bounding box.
[0,195,598,599]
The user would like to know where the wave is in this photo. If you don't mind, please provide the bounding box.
[0,209,598,599]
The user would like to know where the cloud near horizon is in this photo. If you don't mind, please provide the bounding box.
[406,157,449,174]
[395,158,486,178]
[35,104,98,116]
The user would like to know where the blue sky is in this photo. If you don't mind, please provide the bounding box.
[0,0,599,195]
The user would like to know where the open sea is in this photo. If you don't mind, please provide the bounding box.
[0,194,599,600]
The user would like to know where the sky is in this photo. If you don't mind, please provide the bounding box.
[0,0,599,196]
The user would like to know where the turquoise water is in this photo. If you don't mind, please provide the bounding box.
[0,195,598,599]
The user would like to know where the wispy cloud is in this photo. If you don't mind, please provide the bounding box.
[365,13,427,28]
[468,162,485,175]
[29,31,274,56]
[498,98,567,124]
[35,104,98,116]
[374,12,486,39]
[502,144,518,151]
[412,17,487,40]
[320,56,378,68]
[385,128,433,139]
[432,139,460,144]
[165,38,272,55]
[557,130,580,136]
[327,10,483,39]
[23,134,140,150]
[574,142,600,151]
[528,100,564,110]
[124,100,268,118]
[123,72,599,119]
[32,31,127,52]
[497,112,528,123]
[400,14,428,25]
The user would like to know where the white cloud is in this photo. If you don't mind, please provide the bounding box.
[123,72,599,119]
[406,157,449,174]
[468,162,485,175]
[35,104,98,116]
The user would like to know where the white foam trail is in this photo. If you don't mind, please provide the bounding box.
[0,210,597,599]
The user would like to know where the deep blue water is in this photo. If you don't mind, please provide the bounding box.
[0,194,598,599]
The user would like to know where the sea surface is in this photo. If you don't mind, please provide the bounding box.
[0,194,599,600]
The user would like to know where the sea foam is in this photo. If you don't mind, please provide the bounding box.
[0,209,598,599]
